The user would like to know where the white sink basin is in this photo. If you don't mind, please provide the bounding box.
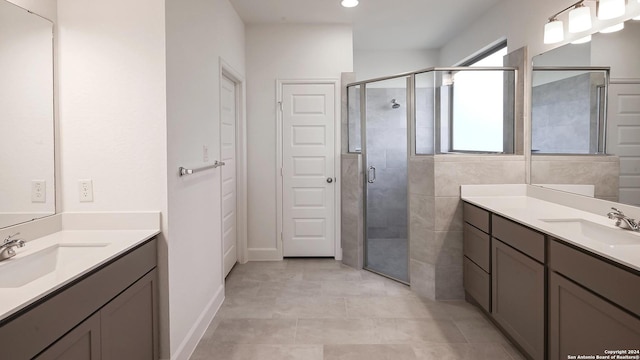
[539,218,640,247]
[0,243,109,288]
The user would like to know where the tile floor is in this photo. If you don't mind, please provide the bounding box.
[190,259,526,360]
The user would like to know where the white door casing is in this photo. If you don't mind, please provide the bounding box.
[221,74,238,276]
[607,82,640,206]
[280,82,336,257]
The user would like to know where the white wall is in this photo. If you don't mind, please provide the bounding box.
[441,0,640,66]
[246,24,353,260]
[354,49,439,81]
[7,0,56,21]
[56,0,169,356]
[592,20,640,79]
[165,0,245,358]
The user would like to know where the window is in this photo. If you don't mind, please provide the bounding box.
[450,43,510,153]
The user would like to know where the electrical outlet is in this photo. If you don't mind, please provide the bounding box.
[31,180,46,203]
[79,179,93,202]
[203,145,209,162]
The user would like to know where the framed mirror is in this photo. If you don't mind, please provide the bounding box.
[530,19,640,206]
[0,0,55,228]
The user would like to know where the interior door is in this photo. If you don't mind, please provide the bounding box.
[221,74,238,276]
[281,83,335,257]
[607,82,640,205]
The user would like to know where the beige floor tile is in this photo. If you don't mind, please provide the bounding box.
[225,279,262,298]
[191,343,323,360]
[217,297,277,318]
[288,258,346,270]
[412,343,512,360]
[303,268,363,281]
[502,342,529,360]
[273,297,347,318]
[453,317,510,343]
[438,300,487,321]
[324,344,418,360]
[346,297,450,319]
[257,280,323,297]
[321,280,388,297]
[295,318,381,344]
[375,318,468,344]
[211,319,297,344]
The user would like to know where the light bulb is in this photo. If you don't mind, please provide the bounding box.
[568,5,593,33]
[600,22,625,33]
[598,0,625,20]
[544,19,564,44]
[341,0,359,8]
[571,35,592,44]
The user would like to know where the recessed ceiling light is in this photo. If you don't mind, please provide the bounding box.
[341,0,359,8]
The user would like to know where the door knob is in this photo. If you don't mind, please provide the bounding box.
[326,177,334,183]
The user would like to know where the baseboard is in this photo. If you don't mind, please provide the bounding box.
[169,284,225,360]
[248,247,282,261]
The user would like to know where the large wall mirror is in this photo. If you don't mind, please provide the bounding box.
[0,0,55,228]
[531,19,640,206]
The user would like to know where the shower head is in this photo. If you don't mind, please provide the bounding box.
[391,99,401,109]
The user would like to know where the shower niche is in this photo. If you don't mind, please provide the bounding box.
[345,66,520,289]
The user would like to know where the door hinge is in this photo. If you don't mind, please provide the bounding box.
[280,167,283,176]
[278,101,283,111]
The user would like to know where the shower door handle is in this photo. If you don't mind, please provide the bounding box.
[367,166,376,184]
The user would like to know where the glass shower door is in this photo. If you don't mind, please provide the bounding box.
[364,77,409,283]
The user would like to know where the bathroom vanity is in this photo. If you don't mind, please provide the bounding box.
[0,213,160,360]
[461,185,640,360]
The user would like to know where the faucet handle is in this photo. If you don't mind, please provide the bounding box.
[4,232,21,243]
[610,207,624,215]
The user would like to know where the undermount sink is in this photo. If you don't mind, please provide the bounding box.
[539,218,640,247]
[0,243,109,288]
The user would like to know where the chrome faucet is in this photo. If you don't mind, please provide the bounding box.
[607,208,640,232]
[0,232,26,261]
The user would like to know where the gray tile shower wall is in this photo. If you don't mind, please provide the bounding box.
[531,73,595,154]
[409,155,526,300]
[341,154,364,269]
[365,88,409,240]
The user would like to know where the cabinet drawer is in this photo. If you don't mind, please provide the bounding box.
[463,256,490,312]
[492,215,545,263]
[463,223,490,272]
[549,239,640,317]
[463,202,490,233]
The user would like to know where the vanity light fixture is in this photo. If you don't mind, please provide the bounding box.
[571,34,592,44]
[544,18,564,44]
[341,0,359,8]
[600,22,625,32]
[569,3,593,32]
[597,0,626,20]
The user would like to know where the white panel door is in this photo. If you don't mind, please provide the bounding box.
[282,83,335,257]
[607,83,640,206]
[221,75,237,276]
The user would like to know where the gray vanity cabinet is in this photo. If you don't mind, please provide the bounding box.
[35,314,101,360]
[492,216,545,360]
[548,239,640,360]
[463,203,491,312]
[0,239,158,360]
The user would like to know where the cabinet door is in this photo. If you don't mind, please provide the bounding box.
[549,272,640,360]
[100,270,158,360]
[35,313,101,360]
[492,239,545,360]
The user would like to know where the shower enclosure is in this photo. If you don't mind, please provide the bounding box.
[347,67,517,284]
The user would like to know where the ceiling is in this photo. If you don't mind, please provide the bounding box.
[228,0,503,50]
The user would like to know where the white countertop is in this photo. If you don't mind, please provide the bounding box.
[0,212,160,322]
[461,185,640,272]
